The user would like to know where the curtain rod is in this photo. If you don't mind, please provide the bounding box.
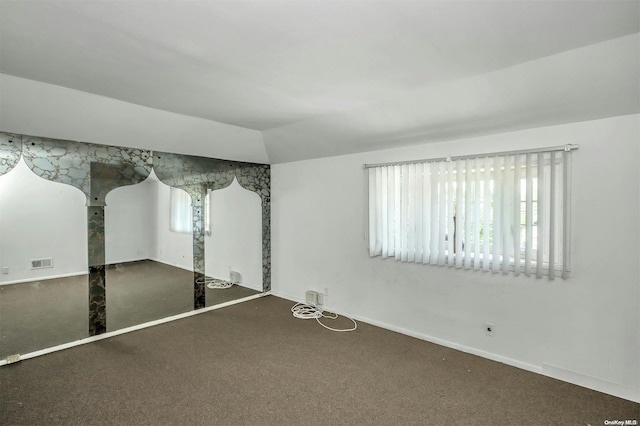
[363,144,579,169]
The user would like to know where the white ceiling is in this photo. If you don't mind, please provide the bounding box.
[1,0,638,163]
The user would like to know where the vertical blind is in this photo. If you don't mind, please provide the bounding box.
[368,150,573,279]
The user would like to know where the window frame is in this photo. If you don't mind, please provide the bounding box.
[366,147,574,279]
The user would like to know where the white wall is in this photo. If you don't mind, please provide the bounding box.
[271,114,640,402]
[0,158,87,283]
[205,178,262,290]
[0,74,269,164]
[105,178,155,265]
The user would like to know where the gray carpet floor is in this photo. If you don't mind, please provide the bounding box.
[0,260,261,358]
[1,295,637,425]
[0,274,88,358]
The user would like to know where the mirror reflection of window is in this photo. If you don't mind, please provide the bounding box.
[205,189,211,236]
[169,187,212,236]
[169,187,192,234]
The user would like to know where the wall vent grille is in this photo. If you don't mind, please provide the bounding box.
[31,258,53,269]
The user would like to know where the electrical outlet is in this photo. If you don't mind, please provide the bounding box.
[324,287,329,296]
[484,322,495,337]
[317,293,324,306]
[1,267,8,275]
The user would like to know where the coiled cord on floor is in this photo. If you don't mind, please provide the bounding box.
[291,303,357,332]
[195,277,234,289]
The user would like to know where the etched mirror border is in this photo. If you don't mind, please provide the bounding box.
[0,131,270,338]
[0,133,22,177]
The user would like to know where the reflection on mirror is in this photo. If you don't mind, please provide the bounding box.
[205,178,263,307]
[0,131,270,359]
[104,171,193,332]
[0,158,88,358]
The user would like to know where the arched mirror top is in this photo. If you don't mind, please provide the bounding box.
[235,164,270,200]
[20,135,152,205]
[0,132,23,177]
[153,151,269,201]
[211,176,261,199]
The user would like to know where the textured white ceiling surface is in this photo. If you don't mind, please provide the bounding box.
[1,0,638,163]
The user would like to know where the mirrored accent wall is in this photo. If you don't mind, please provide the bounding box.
[0,131,270,358]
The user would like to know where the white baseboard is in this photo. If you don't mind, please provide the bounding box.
[105,257,152,266]
[0,258,180,286]
[1,259,264,292]
[0,291,269,367]
[542,363,639,403]
[148,257,193,272]
[148,258,263,291]
[270,290,639,403]
[0,271,88,286]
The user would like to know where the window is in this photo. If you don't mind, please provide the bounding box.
[367,149,573,279]
[170,187,212,235]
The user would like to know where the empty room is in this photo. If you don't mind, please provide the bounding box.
[0,0,639,425]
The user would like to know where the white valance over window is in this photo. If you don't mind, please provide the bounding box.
[368,149,573,279]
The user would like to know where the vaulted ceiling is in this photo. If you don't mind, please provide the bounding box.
[1,1,638,163]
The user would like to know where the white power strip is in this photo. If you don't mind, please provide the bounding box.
[306,290,319,305]
[306,290,325,306]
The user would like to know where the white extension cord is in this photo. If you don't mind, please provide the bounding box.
[291,303,357,332]
[195,277,234,290]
